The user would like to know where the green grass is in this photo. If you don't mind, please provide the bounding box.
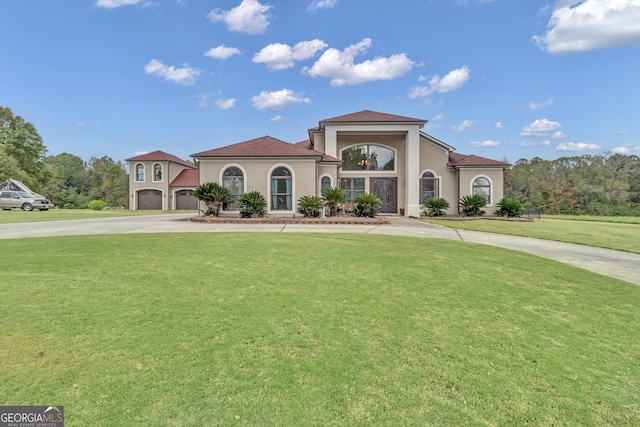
[0,209,195,223]
[542,215,640,225]
[1,233,639,426]
[424,217,640,254]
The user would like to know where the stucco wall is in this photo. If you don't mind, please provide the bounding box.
[197,157,318,214]
[458,168,505,215]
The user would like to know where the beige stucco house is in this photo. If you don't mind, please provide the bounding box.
[127,110,509,216]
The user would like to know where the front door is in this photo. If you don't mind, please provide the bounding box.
[370,178,397,213]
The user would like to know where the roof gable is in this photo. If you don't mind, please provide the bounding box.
[126,150,196,169]
[320,110,426,126]
[170,169,199,187]
[449,152,510,168]
[191,136,322,158]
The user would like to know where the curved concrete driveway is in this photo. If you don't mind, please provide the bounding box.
[1,214,639,286]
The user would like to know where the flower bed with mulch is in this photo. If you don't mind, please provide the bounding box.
[190,215,387,225]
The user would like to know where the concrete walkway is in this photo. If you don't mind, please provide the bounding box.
[1,214,639,286]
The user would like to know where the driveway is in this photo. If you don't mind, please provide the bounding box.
[1,214,639,286]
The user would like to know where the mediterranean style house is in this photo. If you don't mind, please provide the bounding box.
[126,110,509,216]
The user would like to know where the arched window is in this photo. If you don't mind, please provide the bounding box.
[135,164,145,182]
[473,177,491,204]
[321,176,331,192]
[421,171,439,202]
[341,144,395,171]
[271,166,292,210]
[153,163,162,182]
[223,166,244,210]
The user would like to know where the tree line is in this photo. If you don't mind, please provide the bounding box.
[1,106,129,208]
[505,154,640,216]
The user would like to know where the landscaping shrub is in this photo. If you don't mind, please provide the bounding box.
[297,195,323,217]
[423,197,450,217]
[460,194,487,217]
[88,200,106,210]
[237,191,267,218]
[322,187,346,217]
[496,198,523,218]
[192,182,231,217]
[353,192,382,218]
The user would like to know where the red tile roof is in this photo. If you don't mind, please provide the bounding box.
[293,140,342,163]
[126,150,196,169]
[449,152,510,167]
[320,110,426,125]
[191,136,324,158]
[170,169,199,187]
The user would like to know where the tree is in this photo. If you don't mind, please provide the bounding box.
[87,156,129,207]
[0,106,50,188]
[43,153,91,208]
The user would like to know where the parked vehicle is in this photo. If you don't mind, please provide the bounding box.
[0,191,54,211]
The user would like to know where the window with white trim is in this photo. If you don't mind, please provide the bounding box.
[153,163,163,182]
[473,177,491,204]
[135,164,145,182]
[271,166,292,210]
[420,171,439,202]
[223,166,244,210]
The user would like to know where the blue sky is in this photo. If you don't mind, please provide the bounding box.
[1,0,639,164]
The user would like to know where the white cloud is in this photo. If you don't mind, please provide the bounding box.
[495,122,504,128]
[612,143,640,154]
[556,141,602,151]
[469,140,500,147]
[408,66,470,98]
[451,119,477,132]
[617,130,628,135]
[520,140,551,147]
[534,0,640,53]
[134,151,150,156]
[95,0,145,8]
[519,118,562,137]
[214,98,237,109]
[204,45,241,60]
[527,98,554,110]
[303,38,414,86]
[144,59,201,85]
[270,115,285,122]
[308,0,337,10]
[552,131,567,138]
[208,0,272,35]
[253,40,327,70]
[251,89,311,110]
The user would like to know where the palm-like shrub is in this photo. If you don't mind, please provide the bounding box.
[192,182,232,217]
[237,191,267,218]
[297,195,323,217]
[353,192,382,218]
[460,194,487,217]
[322,187,346,216]
[496,198,523,218]
[423,197,449,217]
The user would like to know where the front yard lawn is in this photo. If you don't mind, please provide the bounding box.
[1,233,639,425]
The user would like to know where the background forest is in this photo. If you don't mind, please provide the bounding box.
[2,106,639,214]
[505,155,640,215]
[1,107,129,208]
